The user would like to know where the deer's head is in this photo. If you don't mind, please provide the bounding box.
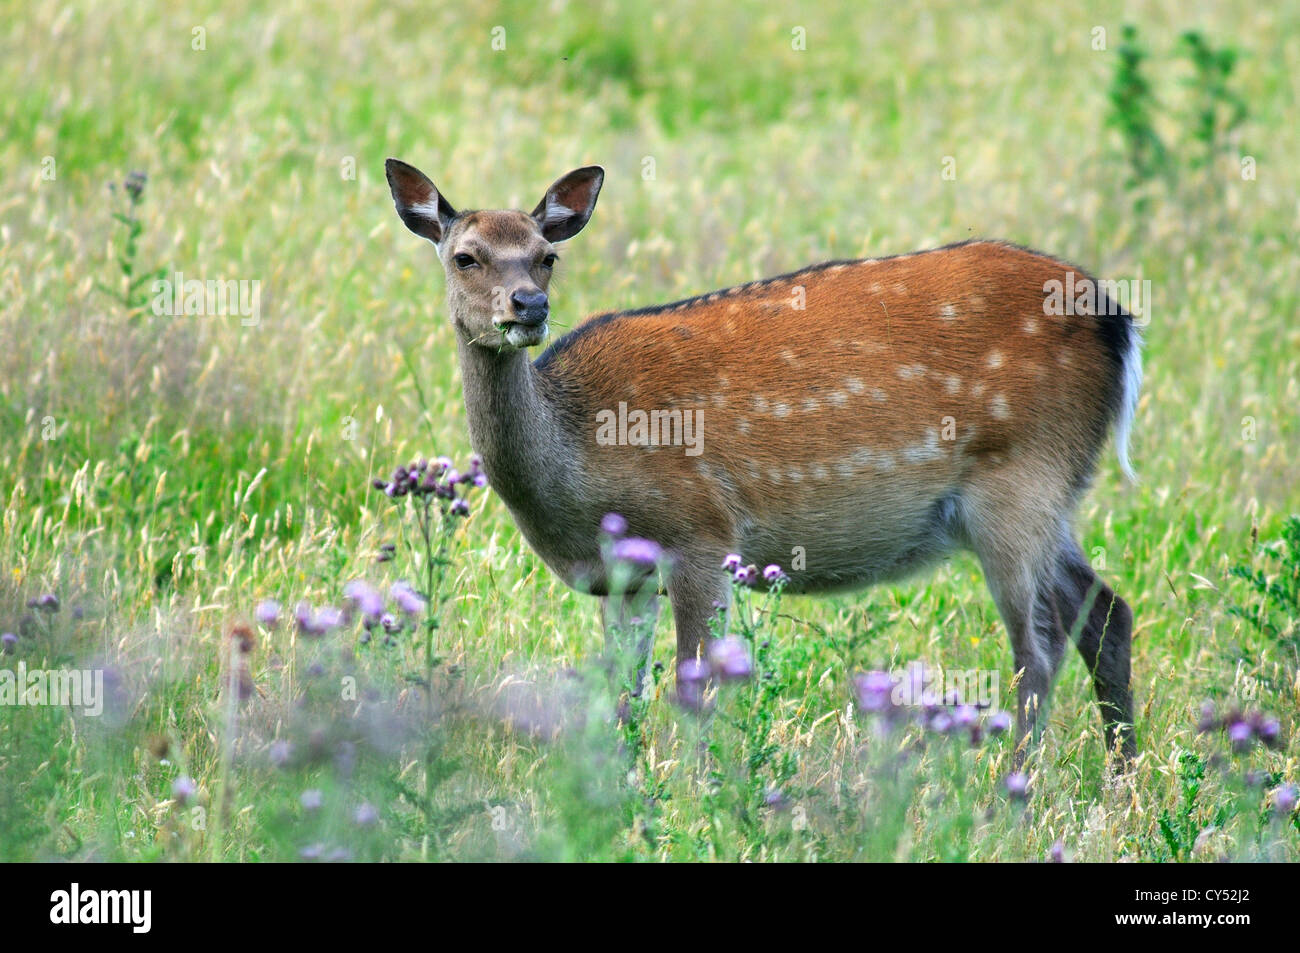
[386,159,603,350]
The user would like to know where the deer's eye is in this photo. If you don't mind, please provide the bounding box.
[540,253,558,269]
[453,253,478,270]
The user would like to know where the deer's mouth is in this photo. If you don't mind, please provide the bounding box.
[497,319,549,348]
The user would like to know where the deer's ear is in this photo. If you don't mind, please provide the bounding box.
[386,158,457,247]
[531,166,604,242]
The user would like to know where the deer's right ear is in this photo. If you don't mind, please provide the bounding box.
[385,158,457,248]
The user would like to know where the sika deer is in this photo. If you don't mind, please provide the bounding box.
[384,158,1141,761]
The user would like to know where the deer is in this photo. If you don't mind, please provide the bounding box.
[384,158,1141,763]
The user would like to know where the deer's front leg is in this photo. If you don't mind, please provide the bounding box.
[667,556,731,668]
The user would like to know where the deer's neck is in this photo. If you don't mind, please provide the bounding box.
[456,338,581,532]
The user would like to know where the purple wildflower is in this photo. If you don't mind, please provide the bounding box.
[354,802,379,827]
[854,671,897,714]
[255,599,281,627]
[733,564,759,586]
[342,580,384,621]
[1005,772,1029,801]
[601,512,628,536]
[708,636,753,681]
[391,582,426,616]
[1273,784,1298,815]
[1048,840,1066,863]
[1227,720,1253,753]
[987,710,1012,735]
[172,776,196,806]
[300,789,324,812]
[611,537,662,567]
[721,553,742,572]
[28,593,59,613]
[381,613,402,634]
[450,497,470,517]
[762,564,785,584]
[1196,701,1217,733]
[269,740,292,767]
[1,633,15,654]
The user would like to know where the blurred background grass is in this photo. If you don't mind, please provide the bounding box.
[0,0,1296,860]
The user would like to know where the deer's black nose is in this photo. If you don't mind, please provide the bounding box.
[510,289,549,325]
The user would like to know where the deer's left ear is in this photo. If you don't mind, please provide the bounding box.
[532,166,604,242]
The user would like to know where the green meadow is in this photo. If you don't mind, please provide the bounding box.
[1,0,1296,861]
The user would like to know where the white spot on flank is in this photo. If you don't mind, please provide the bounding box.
[869,282,883,295]
[801,397,820,413]
[811,462,829,480]
[845,377,865,395]
[986,350,1004,368]
[773,402,791,418]
[1056,350,1072,366]
[897,363,927,380]
[787,466,804,483]
[945,374,962,395]
[990,394,1010,420]
[969,295,986,310]
[893,282,908,295]
[779,349,796,363]
[835,460,856,479]
[970,381,987,398]
[737,418,751,435]
[940,303,958,321]
[902,429,943,463]
[718,375,730,388]
[871,387,888,403]
[828,390,848,407]
[753,395,770,413]
[1022,318,1039,334]
[767,468,784,485]
[712,393,726,407]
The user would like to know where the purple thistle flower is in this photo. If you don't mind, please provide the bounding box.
[391,581,426,616]
[450,497,470,517]
[354,802,379,827]
[927,711,954,734]
[678,658,710,685]
[708,636,753,681]
[721,553,743,572]
[1005,772,1029,801]
[987,710,1012,735]
[733,564,759,586]
[1257,717,1282,749]
[172,776,196,806]
[611,537,662,567]
[28,593,60,612]
[762,564,785,583]
[1196,701,1217,733]
[472,471,488,488]
[381,613,402,634]
[675,658,710,711]
[300,789,324,812]
[435,456,452,472]
[1227,720,1253,753]
[445,469,462,486]
[299,844,323,861]
[854,671,896,714]
[269,740,292,767]
[952,705,979,728]
[1273,784,1298,814]
[601,512,628,536]
[1048,840,1066,863]
[342,581,383,621]
[254,599,281,627]
[1,633,16,654]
